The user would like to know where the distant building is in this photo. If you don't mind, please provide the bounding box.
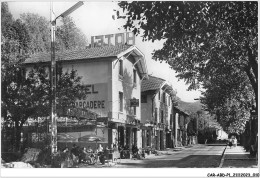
[173,106,190,147]
[141,75,176,150]
[24,44,148,149]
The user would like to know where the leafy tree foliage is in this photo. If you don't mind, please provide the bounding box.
[20,13,87,53]
[56,16,87,51]
[202,71,254,133]
[20,13,51,53]
[117,1,257,95]
[1,2,30,121]
[1,3,88,151]
[117,1,257,133]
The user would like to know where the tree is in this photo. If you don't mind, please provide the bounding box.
[2,64,87,151]
[1,2,14,38]
[56,16,88,51]
[1,3,88,151]
[117,1,257,132]
[117,1,257,102]
[1,2,30,121]
[201,69,254,133]
[20,13,87,53]
[20,13,51,53]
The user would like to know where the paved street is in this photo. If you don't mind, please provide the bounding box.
[78,144,226,168]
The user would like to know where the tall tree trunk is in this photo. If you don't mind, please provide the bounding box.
[244,65,258,112]
[246,45,258,111]
[15,120,22,151]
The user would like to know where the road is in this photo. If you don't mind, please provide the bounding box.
[113,144,225,168]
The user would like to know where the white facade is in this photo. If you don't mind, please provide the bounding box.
[62,50,145,148]
[141,76,175,150]
[25,45,147,150]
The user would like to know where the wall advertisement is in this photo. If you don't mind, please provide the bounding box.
[74,83,108,116]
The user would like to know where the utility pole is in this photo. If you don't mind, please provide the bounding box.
[50,2,57,154]
[50,1,84,155]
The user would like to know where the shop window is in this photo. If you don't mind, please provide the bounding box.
[119,60,123,77]
[119,92,123,112]
[133,69,136,84]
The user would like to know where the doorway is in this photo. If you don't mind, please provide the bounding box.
[118,126,125,147]
[160,131,164,150]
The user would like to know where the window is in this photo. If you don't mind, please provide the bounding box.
[119,92,123,112]
[168,96,171,106]
[161,110,164,123]
[141,95,147,103]
[151,97,154,117]
[170,114,173,126]
[163,92,166,103]
[133,106,136,115]
[155,108,158,123]
[119,60,123,76]
[133,69,136,84]
[158,90,161,100]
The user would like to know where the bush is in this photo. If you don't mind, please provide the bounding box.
[21,148,41,163]
[1,152,22,163]
[36,146,52,166]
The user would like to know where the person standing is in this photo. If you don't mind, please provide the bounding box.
[228,138,233,148]
[97,144,103,152]
[96,144,104,164]
[233,137,237,147]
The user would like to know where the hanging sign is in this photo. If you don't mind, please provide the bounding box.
[130,98,139,107]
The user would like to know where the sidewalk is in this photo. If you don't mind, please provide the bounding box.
[220,145,258,168]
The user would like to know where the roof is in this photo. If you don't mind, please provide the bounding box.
[174,106,190,116]
[141,75,165,92]
[24,45,133,64]
[24,44,148,79]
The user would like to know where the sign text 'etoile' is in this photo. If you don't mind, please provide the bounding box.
[91,32,135,47]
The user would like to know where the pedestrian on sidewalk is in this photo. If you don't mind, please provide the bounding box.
[233,137,237,147]
[228,138,232,148]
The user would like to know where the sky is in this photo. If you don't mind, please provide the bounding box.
[7,1,202,102]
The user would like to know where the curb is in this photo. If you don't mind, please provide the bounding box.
[219,145,227,168]
[224,158,257,160]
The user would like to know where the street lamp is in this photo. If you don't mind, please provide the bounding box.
[50,1,84,154]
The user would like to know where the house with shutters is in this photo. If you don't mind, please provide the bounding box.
[140,75,177,150]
